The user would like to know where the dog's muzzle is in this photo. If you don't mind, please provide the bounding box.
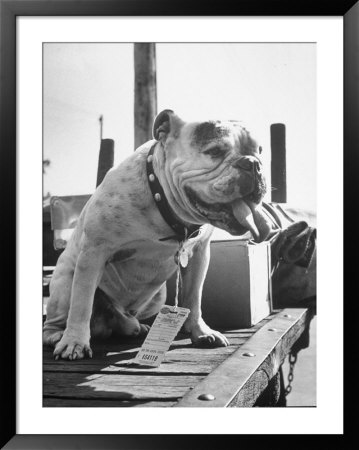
[233,155,267,204]
[229,155,271,242]
[185,155,271,242]
[234,155,261,172]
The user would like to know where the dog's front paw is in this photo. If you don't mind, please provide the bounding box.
[53,330,92,360]
[186,319,229,348]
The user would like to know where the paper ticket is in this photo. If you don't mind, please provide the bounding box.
[134,305,190,367]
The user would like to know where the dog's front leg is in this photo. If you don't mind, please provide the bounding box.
[181,231,229,348]
[53,242,108,360]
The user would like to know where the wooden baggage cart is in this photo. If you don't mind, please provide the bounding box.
[43,307,310,407]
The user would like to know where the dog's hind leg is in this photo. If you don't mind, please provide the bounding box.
[90,287,167,340]
[90,288,145,339]
[111,284,167,336]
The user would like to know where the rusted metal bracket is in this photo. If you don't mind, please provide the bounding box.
[175,308,308,407]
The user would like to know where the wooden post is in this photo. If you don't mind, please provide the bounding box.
[270,123,287,203]
[99,115,103,141]
[96,139,114,187]
[96,115,114,187]
[134,43,157,150]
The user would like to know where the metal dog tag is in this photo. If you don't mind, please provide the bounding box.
[179,248,189,267]
[134,305,190,367]
[174,247,189,268]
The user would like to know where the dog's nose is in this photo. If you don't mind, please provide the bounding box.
[235,156,261,173]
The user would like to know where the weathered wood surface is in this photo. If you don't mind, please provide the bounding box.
[44,373,204,400]
[270,123,287,202]
[96,138,114,187]
[44,398,178,408]
[43,309,307,407]
[176,309,307,407]
[134,43,157,150]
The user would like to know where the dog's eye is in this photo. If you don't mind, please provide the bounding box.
[203,147,224,158]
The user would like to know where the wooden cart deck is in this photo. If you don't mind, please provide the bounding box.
[43,308,308,407]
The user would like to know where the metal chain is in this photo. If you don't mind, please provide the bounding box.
[284,352,298,396]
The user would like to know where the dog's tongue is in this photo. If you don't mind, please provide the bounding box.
[232,199,272,242]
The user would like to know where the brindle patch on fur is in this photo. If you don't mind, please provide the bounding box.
[191,121,231,147]
[92,237,108,247]
[137,201,152,214]
[230,125,258,156]
[114,221,130,230]
[128,192,147,211]
[112,203,126,218]
[100,213,115,229]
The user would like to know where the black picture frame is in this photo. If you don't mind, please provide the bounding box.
[1,1,356,448]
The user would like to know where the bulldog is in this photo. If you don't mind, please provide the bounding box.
[43,110,272,360]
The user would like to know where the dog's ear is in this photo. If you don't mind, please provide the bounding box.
[152,109,184,143]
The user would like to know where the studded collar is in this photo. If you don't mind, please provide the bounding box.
[146,143,201,241]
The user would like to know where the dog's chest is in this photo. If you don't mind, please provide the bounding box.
[98,239,181,301]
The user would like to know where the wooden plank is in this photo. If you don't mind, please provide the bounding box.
[43,373,202,401]
[44,344,239,360]
[43,398,177,407]
[43,333,253,374]
[44,372,204,387]
[175,308,308,407]
[43,354,230,375]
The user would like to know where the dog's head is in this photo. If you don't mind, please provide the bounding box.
[153,109,271,241]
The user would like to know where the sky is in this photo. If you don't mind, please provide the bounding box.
[43,43,316,209]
